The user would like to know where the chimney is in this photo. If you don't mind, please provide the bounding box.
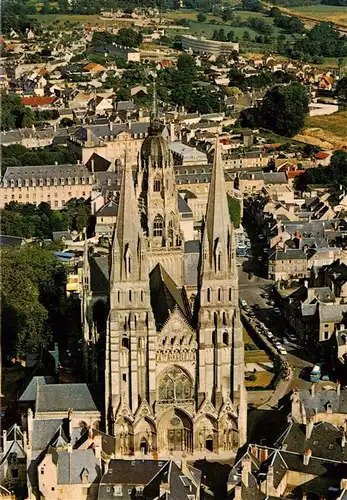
[86,127,93,144]
[341,478,347,490]
[337,382,341,396]
[68,408,73,442]
[91,159,95,174]
[304,280,309,289]
[27,408,33,445]
[241,457,251,488]
[311,383,315,397]
[342,432,346,448]
[306,419,314,439]
[67,442,72,453]
[266,465,275,496]
[234,485,242,499]
[303,448,312,466]
[110,122,113,132]
[94,434,102,460]
[2,430,7,453]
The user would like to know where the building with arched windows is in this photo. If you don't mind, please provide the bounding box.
[83,103,247,458]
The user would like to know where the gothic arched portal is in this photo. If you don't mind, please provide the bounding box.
[157,408,193,453]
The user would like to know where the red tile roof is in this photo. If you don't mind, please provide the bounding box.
[315,151,330,160]
[21,96,57,107]
[288,170,304,179]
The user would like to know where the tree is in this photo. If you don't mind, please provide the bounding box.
[269,6,281,17]
[177,53,197,83]
[116,27,143,47]
[243,30,251,42]
[228,196,241,228]
[1,246,66,359]
[228,67,246,89]
[241,0,263,12]
[197,11,207,22]
[336,76,347,103]
[260,82,309,137]
[222,7,234,22]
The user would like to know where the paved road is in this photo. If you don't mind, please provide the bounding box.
[238,260,313,404]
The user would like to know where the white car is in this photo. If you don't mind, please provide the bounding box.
[258,256,263,262]
[279,348,288,355]
[274,308,281,314]
[288,334,296,342]
[267,332,274,339]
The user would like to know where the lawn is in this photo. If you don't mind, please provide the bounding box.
[169,21,259,40]
[245,370,274,388]
[33,13,122,26]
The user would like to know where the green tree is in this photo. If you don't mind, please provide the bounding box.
[260,82,309,137]
[243,30,251,42]
[336,76,347,103]
[1,246,66,359]
[222,7,234,22]
[197,11,207,22]
[228,196,241,228]
[177,53,197,83]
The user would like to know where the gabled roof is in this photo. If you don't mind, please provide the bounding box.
[100,459,170,485]
[96,200,118,217]
[21,96,57,107]
[149,264,190,330]
[19,375,55,403]
[36,383,98,413]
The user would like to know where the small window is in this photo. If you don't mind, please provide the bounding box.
[153,177,161,192]
[217,288,222,301]
[140,290,144,302]
[12,469,18,479]
[228,288,232,301]
[223,331,228,345]
[207,288,211,303]
[122,374,127,382]
[324,331,329,340]
[129,290,132,302]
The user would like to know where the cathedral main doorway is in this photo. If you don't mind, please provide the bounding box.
[158,409,193,453]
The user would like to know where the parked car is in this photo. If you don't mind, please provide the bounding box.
[274,308,281,314]
[279,348,288,355]
[258,234,265,240]
[283,337,289,345]
[288,334,296,342]
[267,332,274,339]
[258,256,263,262]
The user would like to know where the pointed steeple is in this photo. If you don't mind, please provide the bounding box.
[112,155,143,282]
[202,137,233,273]
[149,73,161,136]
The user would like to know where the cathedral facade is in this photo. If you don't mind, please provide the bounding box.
[105,117,247,457]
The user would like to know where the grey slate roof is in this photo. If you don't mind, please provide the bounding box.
[2,164,90,181]
[53,231,73,241]
[178,194,193,216]
[318,303,347,323]
[299,387,347,417]
[149,264,190,330]
[101,459,170,486]
[36,383,98,413]
[56,448,100,484]
[276,421,347,462]
[19,375,55,403]
[269,248,307,261]
[0,235,26,247]
[32,419,62,453]
[90,255,109,294]
[96,200,118,217]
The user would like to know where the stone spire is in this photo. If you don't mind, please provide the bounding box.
[111,156,143,282]
[149,73,161,136]
[202,137,233,274]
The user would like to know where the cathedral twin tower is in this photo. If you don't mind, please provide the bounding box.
[105,119,247,457]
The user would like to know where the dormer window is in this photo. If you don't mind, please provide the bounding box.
[32,178,36,187]
[25,179,29,187]
[17,179,22,187]
[39,178,44,187]
[68,177,72,185]
[54,178,58,186]
[46,178,50,186]
[10,179,15,187]
[82,177,85,184]
[61,178,64,185]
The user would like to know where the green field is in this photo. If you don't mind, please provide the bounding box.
[169,21,259,39]
[33,13,129,26]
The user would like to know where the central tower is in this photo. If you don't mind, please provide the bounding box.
[137,81,184,285]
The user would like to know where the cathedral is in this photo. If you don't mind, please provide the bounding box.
[101,105,247,458]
